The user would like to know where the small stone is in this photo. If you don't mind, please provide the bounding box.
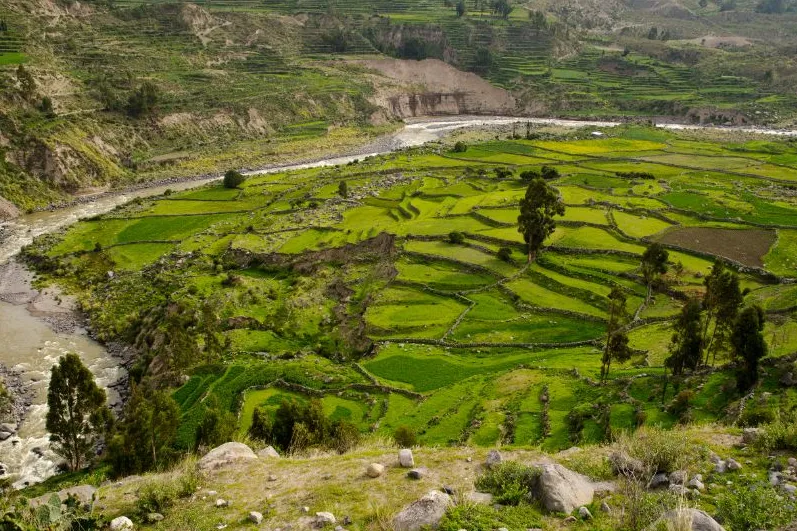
[216,525,227,530]
[442,485,455,495]
[342,516,351,526]
[407,468,427,480]
[334,527,344,531]
[206,490,218,496]
[109,516,134,531]
[249,512,263,524]
[367,463,385,478]
[215,499,229,508]
[669,484,690,496]
[578,506,592,520]
[649,472,669,488]
[727,458,742,471]
[687,478,705,491]
[742,428,761,444]
[145,513,164,523]
[600,501,611,513]
[268,474,278,482]
[301,507,310,513]
[497,528,509,531]
[709,452,722,464]
[714,460,727,474]
[466,457,472,463]
[315,512,336,525]
[485,449,502,469]
[399,449,414,468]
[563,515,577,523]
[789,457,797,468]
[466,492,493,505]
[321,473,332,480]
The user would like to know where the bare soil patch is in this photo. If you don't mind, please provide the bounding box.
[656,227,776,268]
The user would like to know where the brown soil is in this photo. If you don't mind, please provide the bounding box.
[656,227,776,268]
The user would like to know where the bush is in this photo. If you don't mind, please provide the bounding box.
[540,165,560,179]
[614,426,699,476]
[393,425,417,447]
[452,141,468,153]
[223,170,245,189]
[127,81,159,117]
[753,411,797,452]
[265,399,361,454]
[716,483,797,530]
[136,460,199,516]
[497,247,513,262]
[439,503,543,531]
[474,461,540,505]
[667,390,694,424]
[494,167,513,179]
[448,231,465,244]
[249,407,273,441]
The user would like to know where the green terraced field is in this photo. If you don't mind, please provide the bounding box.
[28,125,797,451]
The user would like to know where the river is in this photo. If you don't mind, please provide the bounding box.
[0,115,795,487]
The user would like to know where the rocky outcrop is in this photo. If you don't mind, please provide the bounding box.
[29,485,97,508]
[537,463,595,514]
[197,442,257,471]
[393,490,452,531]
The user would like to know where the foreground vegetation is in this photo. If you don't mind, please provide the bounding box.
[22,125,797,465]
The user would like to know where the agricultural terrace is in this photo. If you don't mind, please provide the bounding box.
[26,125,797,451]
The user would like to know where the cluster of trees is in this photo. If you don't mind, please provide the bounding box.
[520,166,559,181]
[615,171,655,180]
[249,399,360,454]
[665,260,766,391]
[646,27,672,41]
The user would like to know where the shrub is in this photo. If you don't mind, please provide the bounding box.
[249,407,273,442]
[136,459,199,516]
[194,396,237,450]
[494,167,513,178]
[716,483,797,530]
[393,425,417,447]
[223,170,245,189]
[448,231,465,244]
[753,411,797,452]
[452,141,468,153]
[474,461,540,505]
[439,503,543,531]
[497,247,513,262]
[614,426,699,476]
[540,165,560,179]
[519,169,541,181]
[667,390,694,424]
[127,81,159,117]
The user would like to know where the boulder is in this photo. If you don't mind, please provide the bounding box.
[257,446,280,459]
[714,460,727,474]
[600,501,611,513]
[485,449,502,469]
[788,457,797,468]
[537,463,594,514]
[316,512,336,525]
[407,467,427,480]
[110,516,134,530]
[249,511,263,524]
[367,463,385,478]
[198,442,257,471]
[726,458,742,471]
[669,470,687,486]
[393,490,452,531]
[578,506,592,520]
[399,449,415,468]
[687,477,705,491]
[742,428,761,445]
[647,508,725,531]
[649,472,669,489]
[609,450,645,477]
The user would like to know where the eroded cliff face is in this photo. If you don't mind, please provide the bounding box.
[357,58,519,119]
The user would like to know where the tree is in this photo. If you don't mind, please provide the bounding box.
[338,180,348,198]
[471,47,494,75]
[127,81,158,117]
[195,395,236,450]
[108,386,180,475]
[701,260,743,365]
[39,96,55,118]
[448,231,465,244]
[452,141,468,153]
[647,27,658,40]
[640,243,669,304]
[200,301,223,364]
[665,298,703,376]
[223,169,245,189]
[540,165,560,180]
[46,353,111,471]
[732,305,767,392]
[16,65,35,100]
[490,0,513,18]
[517,176,565,262]
[600,287,632,381]
[249,407,273,441]
[456,0,466,16]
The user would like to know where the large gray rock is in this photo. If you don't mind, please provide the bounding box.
[537,463,594,514]
[393,490,452,531]
[609,450,645,477]
[399,449,415,468]
[198,442,257,471]
[30,485,97,508]
[485,450,502,469]
[647,508,725,531]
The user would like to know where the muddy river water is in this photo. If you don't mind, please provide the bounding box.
[0,116,795,487]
